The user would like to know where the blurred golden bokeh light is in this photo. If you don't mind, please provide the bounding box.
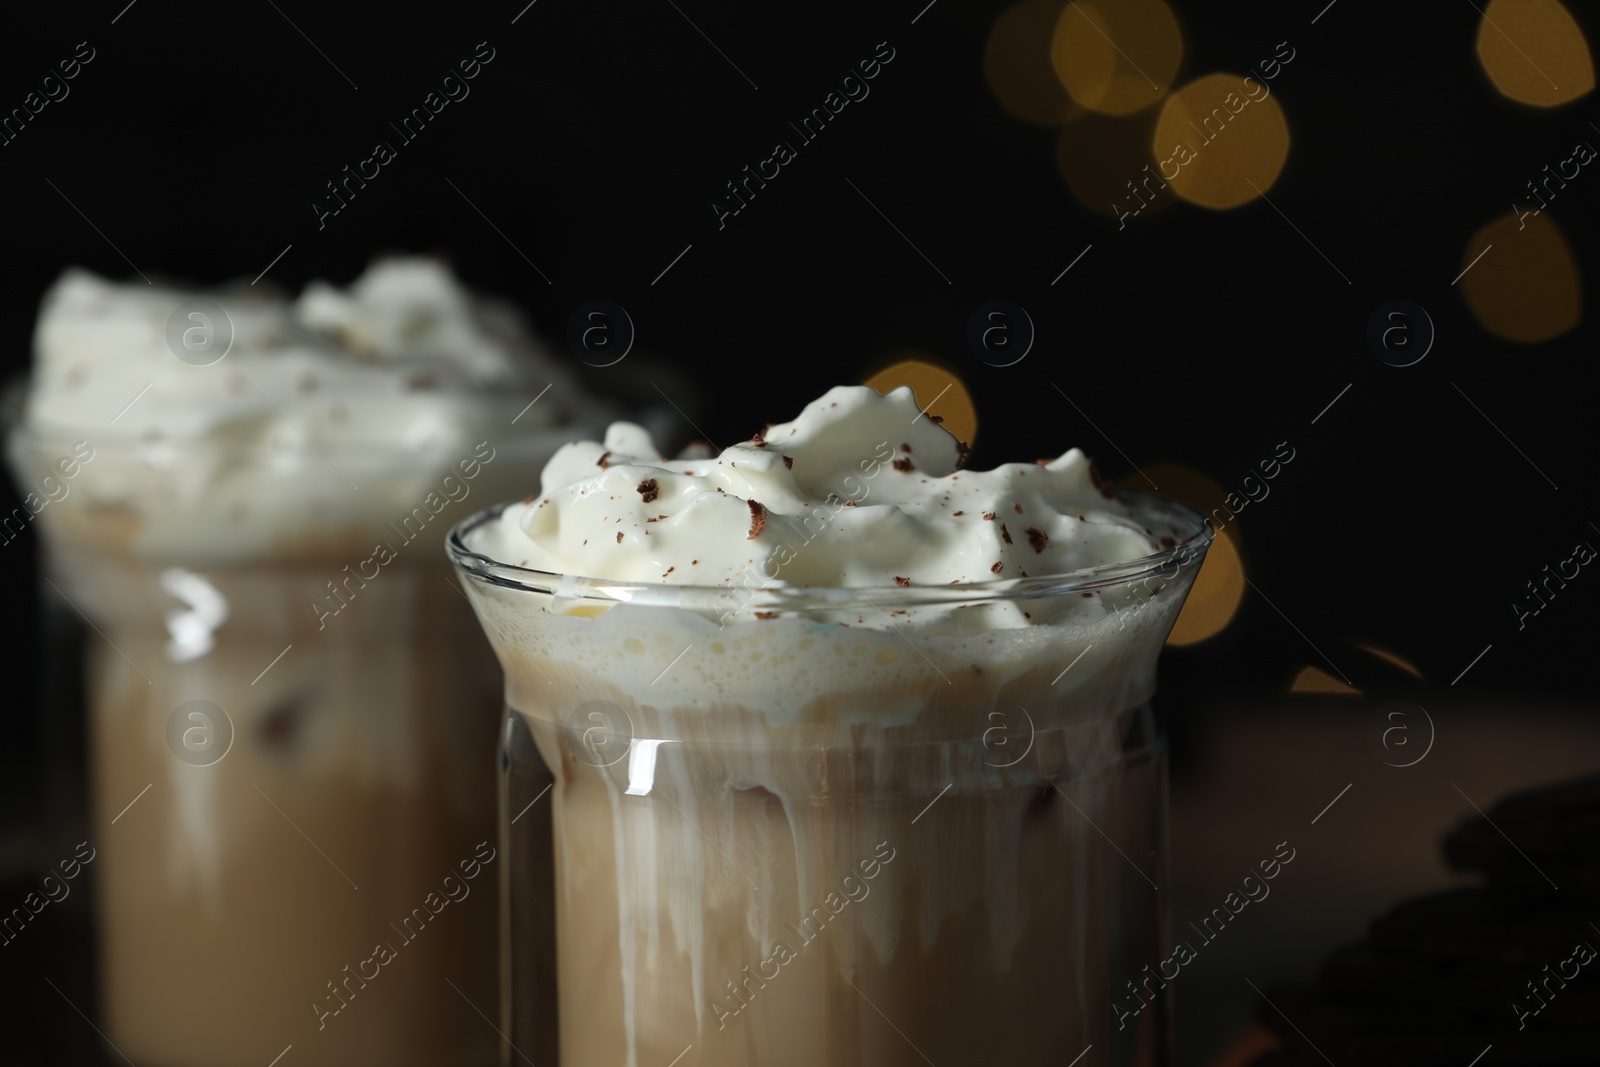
[1355,643,1424,680]
[1153,73,1289,209]
[986,0,1076,125]
[863,357,978,449]
[1166,525,1244,647]
[1460,212,1582,342]
[1476,0,1593,107]
[1051,0,1183,116]
[1290,667,1360,695]
[1057,108,1172,219]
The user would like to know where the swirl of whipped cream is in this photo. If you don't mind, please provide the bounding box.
[15,257,613,562]
[478,384,1177,591]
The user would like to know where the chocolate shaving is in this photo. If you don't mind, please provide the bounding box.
[952,510,964,516]
[982,511,996,521]
[990,561,1004,574]
[747,499,768,540]
[1160,535,1176,548]
[662,566,675,577]
[783,455,794,469]
[616,531,623,543]
[901,442,912,453]
[1035,458,1051,466]
[522,494,534,505]
[1087,458,1118,500]
[637,478,659,503]
[892,457,913,473]
[1000,524,1013,545]
[597,451,612,468]
[1026,527,1048,553]
[1014,503,1023,514]
[752,432,766,447]
[894,576,910,587]
[1082,592,1093,598]
[956,440,970,466]
[755,611,777,620]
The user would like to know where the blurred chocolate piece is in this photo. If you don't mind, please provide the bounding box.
[1239,773,1600,1066]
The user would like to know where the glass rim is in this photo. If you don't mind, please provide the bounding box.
[446,488,1215,609]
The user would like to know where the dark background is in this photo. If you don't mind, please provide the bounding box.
[1,0,1594,1062]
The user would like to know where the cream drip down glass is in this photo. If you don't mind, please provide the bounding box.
[449,386,1212,1067]
[7,260,613,1067]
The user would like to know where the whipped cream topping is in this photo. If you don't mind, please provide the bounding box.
[27,258,593,443]
[15,258,612,562]
[478,384,1172,590]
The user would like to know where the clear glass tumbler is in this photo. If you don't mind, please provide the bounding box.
[450,490,1210,1067]
[7,426,572,1067]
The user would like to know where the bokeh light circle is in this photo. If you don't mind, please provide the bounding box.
[1460,212,1582,343]
[1057,108,1171,219]
[986,1,1075,125]
[1153,73,1289,209]
[1476,0,1593,107]
[1050,0,1184,116]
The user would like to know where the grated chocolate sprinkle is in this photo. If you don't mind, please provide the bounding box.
[1026,527,1048,553]
[637,478,659,503]
[894,576,910,586]
[747,499,768,540]
[1000,524,1013,545]
[893,456,913,472]
[597,451,612,468]
[990,561,1004,574]
[755,611,777,620]
[1087,458,1118,500]
[616,531,623,544]
[783,455,793,469]
[982,511,996,521]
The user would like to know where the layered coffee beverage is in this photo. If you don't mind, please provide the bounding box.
[8,260,612,1067]
[451,386,1210,1066]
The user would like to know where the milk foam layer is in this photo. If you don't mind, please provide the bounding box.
[17,259,612,563]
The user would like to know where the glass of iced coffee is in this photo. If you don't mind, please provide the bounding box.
[449,385,1211,1066]
[7,259,612,1067]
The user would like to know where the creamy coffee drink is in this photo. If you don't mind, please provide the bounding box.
[9,259,611,1067]
[453,385,1210,1066]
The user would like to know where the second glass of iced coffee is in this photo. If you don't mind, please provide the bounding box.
[9,259,613,1067]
